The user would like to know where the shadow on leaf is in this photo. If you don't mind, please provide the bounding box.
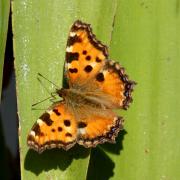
[87,148,114,180]
[101,129,127,155]
[87,129,127,180]
[24,129,127,177]
[24,144,90,175]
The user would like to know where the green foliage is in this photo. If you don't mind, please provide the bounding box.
[12,0,180,179]
[107,0,180,179]
[0,0,10,98]
[12,0,117,179]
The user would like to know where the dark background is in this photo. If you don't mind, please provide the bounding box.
[0,14,20,180]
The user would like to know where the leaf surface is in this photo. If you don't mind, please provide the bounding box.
[12,0,117,179]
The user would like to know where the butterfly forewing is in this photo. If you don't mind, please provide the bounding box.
[65,20,108,86]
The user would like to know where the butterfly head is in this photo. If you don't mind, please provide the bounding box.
[56,88,67,98]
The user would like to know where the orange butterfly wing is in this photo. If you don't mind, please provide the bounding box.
[65,20,108,85]
[27,102,77,153]
[77,112,124,148]
[94,60,136,109]
[65,20,135,109]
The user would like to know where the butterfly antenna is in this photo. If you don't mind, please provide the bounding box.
[38,73,59,88]
[32,96,53,107]
[32,73,60,108]
[37,76,56,97]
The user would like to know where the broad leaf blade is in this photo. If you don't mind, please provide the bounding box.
[12,0,117,179]
[0,0,10,98]
[106,0,180,179]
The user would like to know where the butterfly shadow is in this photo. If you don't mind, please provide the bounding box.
[87,129,127,180]
[24,145,90,175]
[100,129,127,155]
[24,130,127,178]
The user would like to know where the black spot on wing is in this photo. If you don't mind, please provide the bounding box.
[96,73,105,82]
[64,119,71,127]
[66,133,72,137]
[27,135,35,141]
[86,55,91,61]
[67,35,82,46]
[40,132,44,136]
[51,128,56,132]
[69,68,78,73]
[66,52,79,63]
[82,50,87,55]
[96,57,102,62]
[84,65,93,73]
[78,122,87,128]
[53,109,61,116]
[40,113,53,126]
[58,127,63,132]
[32,124,41,136]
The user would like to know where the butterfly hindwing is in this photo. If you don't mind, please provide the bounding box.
[77,110,124,147]
[94,60,136,109]
[27,102,77,153]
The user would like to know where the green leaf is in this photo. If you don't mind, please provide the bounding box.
[0,0,10,98]
[13,0,180,179]
[105,0,180,179]
[12,0,117,179]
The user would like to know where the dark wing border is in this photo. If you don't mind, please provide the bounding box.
[66,20,108,58]
[105,59,136,110]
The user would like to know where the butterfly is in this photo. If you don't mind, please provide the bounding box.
[27,20,136,153]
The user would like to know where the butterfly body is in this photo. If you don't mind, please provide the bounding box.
[57,88,103,109]
[27,20,136,153]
